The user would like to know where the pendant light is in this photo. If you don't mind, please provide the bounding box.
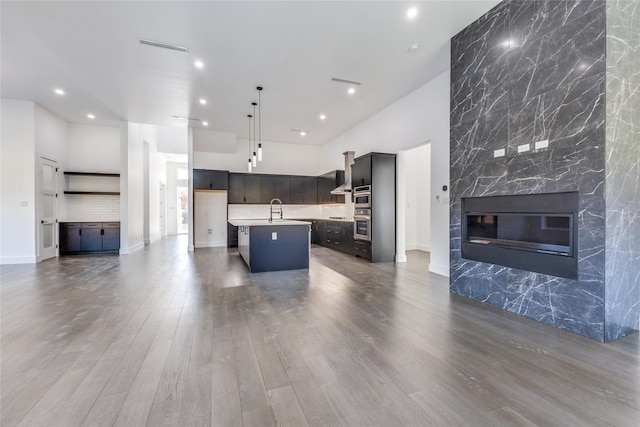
[251,102,257,168]
[247,114,253,173]
[257,86,263,161]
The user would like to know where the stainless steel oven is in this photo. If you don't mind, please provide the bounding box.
[353,209,371,241]
[353,185,371,209]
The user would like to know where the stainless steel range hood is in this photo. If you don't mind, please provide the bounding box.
[331,151,355,195]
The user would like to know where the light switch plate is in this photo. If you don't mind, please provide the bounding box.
[272,232,277,240]
[518,144,530,153]
[493,148,506,158]
[535,139,549,150]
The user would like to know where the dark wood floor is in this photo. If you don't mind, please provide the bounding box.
[1,235,639,427]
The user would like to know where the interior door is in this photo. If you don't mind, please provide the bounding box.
[194,191,228,248]
[39,156,57,261]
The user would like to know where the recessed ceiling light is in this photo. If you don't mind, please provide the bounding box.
[199,98,207,105]
[319,114,326,120]
[407,7,418,19]
[202,121,208,126]
[194,60,204,69]
[348,87,356,95]
[408,43,420,53]
[54,88,65,95]
[300,131,306,136]
[87,114,95,119]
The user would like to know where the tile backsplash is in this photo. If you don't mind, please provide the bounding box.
[64,194,120,221]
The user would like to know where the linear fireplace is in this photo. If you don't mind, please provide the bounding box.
[462,193,579,279]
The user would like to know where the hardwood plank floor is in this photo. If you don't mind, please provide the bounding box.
[1,235,639,426]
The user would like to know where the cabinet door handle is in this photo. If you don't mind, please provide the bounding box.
[79,229,82,236]
[101,229,104,235]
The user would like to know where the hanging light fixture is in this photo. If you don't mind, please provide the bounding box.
[247,114,253,173]
[257,86,263,161]
[251,102,257,167]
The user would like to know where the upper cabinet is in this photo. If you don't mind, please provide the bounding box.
[289,176,317,204]
[228,173,260,204]
[317,170,345,204]
[214,170,343,205]
[193,169,228,190]
[259,175,290,204]
[351,155,372,187]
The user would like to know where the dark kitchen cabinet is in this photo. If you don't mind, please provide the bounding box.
[317,170,345,204]
[228,173,245,203]
[228,173,261,203]
[353,152,396,263]
[60,222,82,253]
[81,223,103,252]
[228,222,238,248]
[324,222,354,255]
[193,169,228,190]
[354,240,372,261]
[60,222,120,254]
[311,220,326,245]
[351,154,372,187]
[289,176,317,204]
[260,175,290,204]
[102,223,121,251]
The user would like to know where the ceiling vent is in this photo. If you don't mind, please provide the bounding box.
[172,115,200,121]
[331,77,362,86]
[139,39,188,53]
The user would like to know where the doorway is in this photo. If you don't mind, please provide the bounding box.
[38,156,57,261]
[404,144,431,252]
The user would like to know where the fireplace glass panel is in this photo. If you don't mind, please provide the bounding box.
[466,213,572,256]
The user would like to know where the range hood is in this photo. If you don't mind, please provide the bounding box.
[331,151,355,195]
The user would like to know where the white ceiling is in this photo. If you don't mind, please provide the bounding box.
[1,1,499,146]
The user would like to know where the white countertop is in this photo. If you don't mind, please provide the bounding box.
[228,219,311,227]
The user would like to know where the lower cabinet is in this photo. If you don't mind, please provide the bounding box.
[312,220,354,256]
[228,223,239,248]
[60,222,120,254]
[354,240,372,261]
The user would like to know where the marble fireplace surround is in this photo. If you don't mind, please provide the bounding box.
[449,0,639,342]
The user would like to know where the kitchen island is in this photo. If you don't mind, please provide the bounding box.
[228,219,311,273]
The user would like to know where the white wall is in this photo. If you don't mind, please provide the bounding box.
[67,124,120,172]
[194,138,325,176]
[404,143,431,252]
[1,100,37,263]
[322,70,451,275]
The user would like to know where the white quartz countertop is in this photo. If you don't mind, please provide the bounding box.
[228,219,311,227]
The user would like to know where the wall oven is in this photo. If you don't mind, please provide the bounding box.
[353,185,371,208]
[353,209,371,241]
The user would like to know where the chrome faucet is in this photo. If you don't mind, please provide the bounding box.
[269,198,283,223]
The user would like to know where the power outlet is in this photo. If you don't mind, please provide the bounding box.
[272,232,278,240]
[493,148,506,158]
[517,144,530,153]
[535,139,549,150]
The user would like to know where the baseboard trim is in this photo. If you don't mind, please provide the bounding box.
[0,255,38,265]
[119,242,144,255]
[429,263,449,277]
[149,234,162,244]
[416,244,431,252]
[395,253,407,263]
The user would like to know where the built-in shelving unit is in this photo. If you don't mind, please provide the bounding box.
[63,172,120,195]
